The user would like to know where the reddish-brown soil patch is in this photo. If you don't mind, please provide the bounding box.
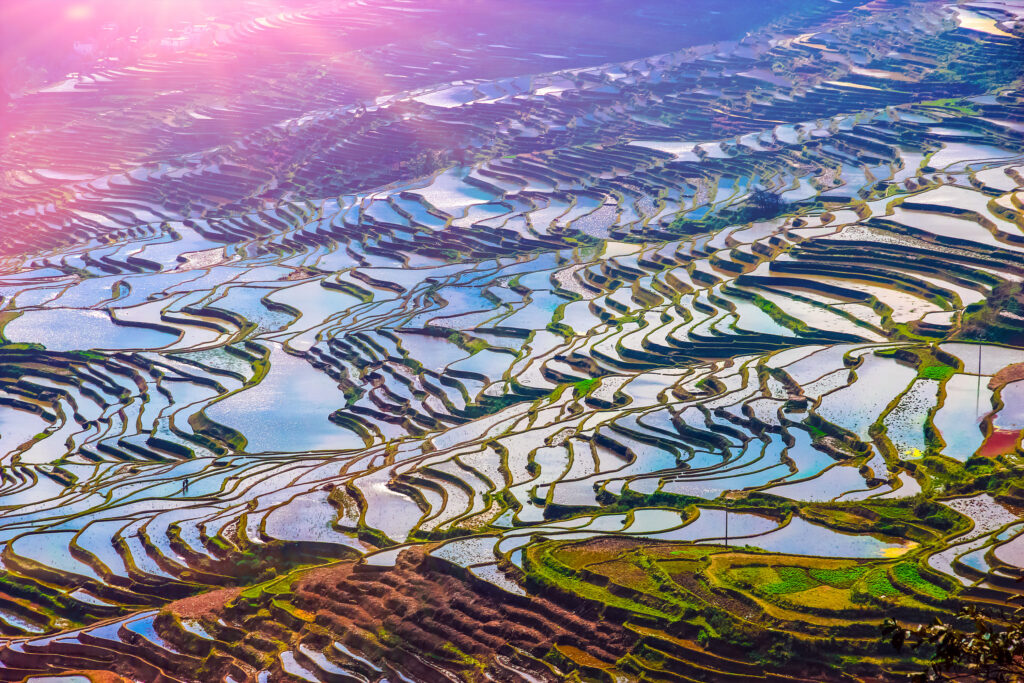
[287,546,630,664]
[135,546,636,682]
[167,586,243,620]
[989,362,1024,390]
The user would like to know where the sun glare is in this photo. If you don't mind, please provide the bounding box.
[64,4,94,21]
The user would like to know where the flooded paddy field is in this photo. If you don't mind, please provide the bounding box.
[2,0,1024,680]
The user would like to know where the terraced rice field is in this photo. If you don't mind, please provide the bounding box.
[2,0,1024,680]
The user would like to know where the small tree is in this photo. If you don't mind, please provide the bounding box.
[750,187,784,217]
[883,603,1024,682]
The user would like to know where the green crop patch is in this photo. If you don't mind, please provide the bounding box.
[760,566,819,595]
[808,564,871,589]
[891,562,949,601]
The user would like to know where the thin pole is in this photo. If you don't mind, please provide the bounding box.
[976,344,982,419]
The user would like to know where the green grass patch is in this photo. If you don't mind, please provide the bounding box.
[919,364,955,381]
[918,98,979,115]
[573,378,600,397]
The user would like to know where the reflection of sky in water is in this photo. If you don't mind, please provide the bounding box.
[934,374,991,460]
[994,381,1024,430]
[748,517,912,558]
[412,167,496,218]
[5,308,177,351]
[206,345,362,452]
